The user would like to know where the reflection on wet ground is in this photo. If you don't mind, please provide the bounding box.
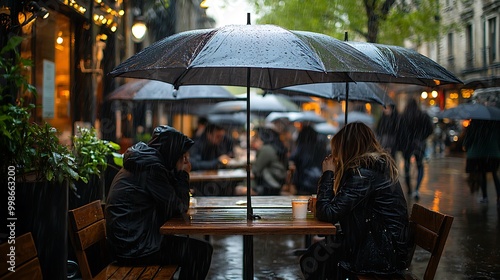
[204,155,500,279]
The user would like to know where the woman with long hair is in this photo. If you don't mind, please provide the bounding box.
[300,122,410,279]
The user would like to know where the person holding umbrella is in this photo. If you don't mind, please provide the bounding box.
[462,120,500,206]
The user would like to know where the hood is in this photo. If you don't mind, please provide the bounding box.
[123,142,164,171]
[147,125,194,170]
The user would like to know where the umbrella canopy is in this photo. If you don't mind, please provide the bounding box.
[346,42,463,86]
[209,93,300,115]
[107,80,237,102]
[265,111,325,124]
[109,24,395,88]
[207,112,251,126]
[274,82,393,106]
[437,103,500,121]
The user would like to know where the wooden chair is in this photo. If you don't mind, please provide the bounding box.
[68,200,178,280]
[357,203,454,280]
[0,232,43,280]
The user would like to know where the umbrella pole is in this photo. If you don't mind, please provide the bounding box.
[344,32,349,127]
[246,13,255,221]
[246,68,254,220]
[344,83,349,126]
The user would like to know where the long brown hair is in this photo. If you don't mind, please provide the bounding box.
[330,122,398,193]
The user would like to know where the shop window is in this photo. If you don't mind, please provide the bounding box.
[35,9,72,144]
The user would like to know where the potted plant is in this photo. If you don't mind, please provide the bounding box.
[70,126,120,209]
[1,36,79,279]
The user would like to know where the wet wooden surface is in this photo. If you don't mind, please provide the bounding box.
[160,196,336,235]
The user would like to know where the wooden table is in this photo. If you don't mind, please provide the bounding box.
[160,196,336,279]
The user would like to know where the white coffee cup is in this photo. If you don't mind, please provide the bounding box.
[291,199,309,219]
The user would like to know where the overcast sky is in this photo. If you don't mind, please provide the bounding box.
[205,0,258,27]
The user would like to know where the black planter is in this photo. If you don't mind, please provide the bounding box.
[17,180,68,280]
[69,175,103,210]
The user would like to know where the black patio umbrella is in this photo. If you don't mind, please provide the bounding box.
[109,22,394,220]
[107,79,237,102]
[437,103,500,121]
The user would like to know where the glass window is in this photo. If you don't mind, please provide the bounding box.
[34,9,72,145]
[488,17,497,63]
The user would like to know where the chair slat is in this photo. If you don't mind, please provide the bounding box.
[68,200,177,280]
[0,233,42,280]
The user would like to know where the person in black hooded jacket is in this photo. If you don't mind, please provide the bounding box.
[300,122,410,279]
[105,125,212,280]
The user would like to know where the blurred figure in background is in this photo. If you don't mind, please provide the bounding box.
[235,126,288,195]
[397,99,433,199]
[463,120,500,206]
[192,116,208,141]
[290,125,328,195]
[432,120,447,158]
[189,123,234,171]
[375,104,399,159]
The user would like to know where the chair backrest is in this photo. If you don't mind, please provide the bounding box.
[408,203,454,280]
[68,200,107,280]
[0,232,43,280]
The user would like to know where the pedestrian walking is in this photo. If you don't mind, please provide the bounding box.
[375,104,399,159]
[462,120,500,206]
[398,98,434,199]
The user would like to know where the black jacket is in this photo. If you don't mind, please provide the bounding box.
[316,160,410,275]
[105,128,193,260]
[189,133,233,171]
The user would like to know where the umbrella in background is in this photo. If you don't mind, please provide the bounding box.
[314,122,339,135]
[265,111,325,124]
[274,82,393,106]
[107,80,237,102]
[209,93,300,115]
[437,103,500,121]
[207,112,252,126]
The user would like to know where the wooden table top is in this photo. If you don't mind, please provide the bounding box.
[160,196,336,236]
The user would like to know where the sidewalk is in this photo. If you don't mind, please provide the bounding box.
[205,155,500,279]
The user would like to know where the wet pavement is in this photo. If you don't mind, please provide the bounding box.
[202,153,500,279]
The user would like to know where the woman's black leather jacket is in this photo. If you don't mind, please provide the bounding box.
[316,160,411,275]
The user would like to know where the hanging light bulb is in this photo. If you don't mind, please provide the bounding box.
[131,18,147,42]
[56,31,63,44]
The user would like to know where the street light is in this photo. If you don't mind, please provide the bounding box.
[131,18,147,42]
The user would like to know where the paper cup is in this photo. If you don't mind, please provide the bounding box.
[292,199,309,219]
